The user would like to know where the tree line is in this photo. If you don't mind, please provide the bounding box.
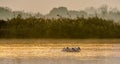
[0,15,120,38]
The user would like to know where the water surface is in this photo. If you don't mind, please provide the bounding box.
[0,39,120,64]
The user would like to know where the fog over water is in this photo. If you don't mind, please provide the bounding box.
[0,39,120,64]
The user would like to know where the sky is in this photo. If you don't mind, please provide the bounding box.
[0,0,120,14]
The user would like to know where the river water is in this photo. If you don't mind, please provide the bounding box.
[0,39,120,64]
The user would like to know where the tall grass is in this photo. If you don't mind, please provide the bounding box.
[0,15,120,38]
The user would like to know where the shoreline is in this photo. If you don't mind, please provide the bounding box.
[0,39,120,44]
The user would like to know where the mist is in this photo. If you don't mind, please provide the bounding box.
[0,0,120,14]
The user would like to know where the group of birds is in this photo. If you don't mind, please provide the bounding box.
[62,47,81,52]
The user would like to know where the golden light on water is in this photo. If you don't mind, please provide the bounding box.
[0,39,120,64]
[0,43,118,58]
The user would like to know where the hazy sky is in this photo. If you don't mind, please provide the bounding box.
[0,0,120,14]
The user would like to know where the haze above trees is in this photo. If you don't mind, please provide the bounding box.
[0,5,120,22]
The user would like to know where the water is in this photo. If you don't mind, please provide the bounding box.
[0,39,120,64]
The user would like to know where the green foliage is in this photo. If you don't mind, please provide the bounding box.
[0,16,120,38]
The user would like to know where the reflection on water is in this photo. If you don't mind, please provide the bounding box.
[0,39,120,64]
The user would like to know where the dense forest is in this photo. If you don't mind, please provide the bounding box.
[0,15,120,38]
